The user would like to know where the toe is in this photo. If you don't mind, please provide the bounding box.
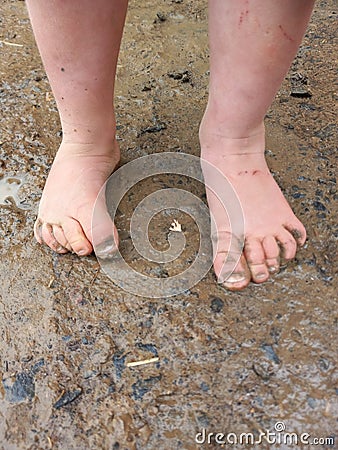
[62,218,93,256]
[220,254,251,290]
[244,238,270,283]
[34,218,43,244]
[52,225,72,252]
[284,220,307,246]
[212,230,250,290]
[275,228,297,261]
[262,235,280,273]
[91,207,119,259]
[41,223,67,253]
[212,230,242,279]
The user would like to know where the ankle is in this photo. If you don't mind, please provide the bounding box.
[200,104,265,140]
[56,135,120,163]
[200,116,266,160]
[60,116,117,147]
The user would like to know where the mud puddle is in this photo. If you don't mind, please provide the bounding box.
[0,175,29,210]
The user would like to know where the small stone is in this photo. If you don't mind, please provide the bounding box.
[167,70,191,83]
[261,344,281,364]
[313,200,326,211]
[200,382,210,392]
[3,372,35,403]
[290,87,312,98]
[156,12,166,22]
[307,397,317,409]
[318,357,330,371]
[53,388,82,409]
[210,297,224,313]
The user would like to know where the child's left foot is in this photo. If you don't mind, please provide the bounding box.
[34,139,120,257]
[200,123,306,290]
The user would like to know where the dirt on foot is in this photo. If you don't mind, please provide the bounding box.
[0,1,337,449]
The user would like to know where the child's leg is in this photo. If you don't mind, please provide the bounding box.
[200,0,315,289]
[26,0,128,256]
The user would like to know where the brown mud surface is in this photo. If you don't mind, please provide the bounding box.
[0,1,337,449]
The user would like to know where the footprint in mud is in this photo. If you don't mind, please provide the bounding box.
[0,176,29,210]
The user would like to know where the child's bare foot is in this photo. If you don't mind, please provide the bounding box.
[34,139,120,257]
[200,122,306,290]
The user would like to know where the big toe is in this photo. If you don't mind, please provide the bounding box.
[91,207,119,259]
[212,231,251,290]
[62,217,93,256]
[218,254,251,290]
[52,224,72,252]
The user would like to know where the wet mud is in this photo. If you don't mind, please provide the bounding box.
[0,0,337,449]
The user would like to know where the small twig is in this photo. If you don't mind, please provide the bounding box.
[47,436,53,449]
[126,357,159,368]
[89,268,100,286]
[54,389,65,404]
[0,41,23,48]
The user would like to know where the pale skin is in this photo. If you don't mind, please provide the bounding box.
[26,0,315,290]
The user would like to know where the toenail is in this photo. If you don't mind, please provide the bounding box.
[78,249,87,256]
[255,272,267,280]
[290,228,303,242]
[268,266,278,273]
[95,240,118,259]
[222,273,246,284]
[56,245,64,252]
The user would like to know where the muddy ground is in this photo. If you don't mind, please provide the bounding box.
[0,1,337,449]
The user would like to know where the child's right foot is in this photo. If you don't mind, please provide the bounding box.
[34,139,120,257]
[200,121,307,290]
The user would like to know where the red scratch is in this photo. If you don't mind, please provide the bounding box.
[278,25,295,42]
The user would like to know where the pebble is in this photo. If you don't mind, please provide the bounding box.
[313,200,326,211]
[53,388,82,409]
[261,344,280,364]
[3,372,35,403]
[210,296,225,313]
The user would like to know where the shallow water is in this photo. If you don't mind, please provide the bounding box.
[0,0,337,449]
[0,175,29,209]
